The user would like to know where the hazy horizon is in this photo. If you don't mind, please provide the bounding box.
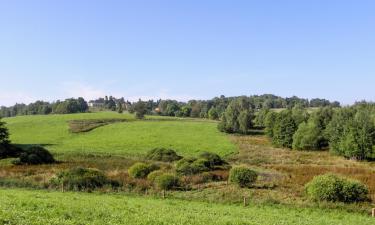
[1,1,375,106]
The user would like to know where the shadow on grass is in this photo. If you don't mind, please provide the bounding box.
[13,143,55,150]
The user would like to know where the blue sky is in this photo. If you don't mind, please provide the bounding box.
[1,0,374,106]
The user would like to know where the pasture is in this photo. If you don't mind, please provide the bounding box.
[0,188,374,225]
[4,112,236,157]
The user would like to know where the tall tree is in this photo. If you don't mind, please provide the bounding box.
[272,110,297,148]
[134,99,147,119]
[0,118,9,145]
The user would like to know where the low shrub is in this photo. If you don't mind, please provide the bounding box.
[175,153,228,175]
[198,152,225,167]
[176,157,206,175]
[229,167,258,188]
[146,148,182,162]
[52,167,117,191]
[0,144,22,159]
[13,146,55,165]
[305,174,369,203]
[128,162,158,179]
[155,174,180,190]
[147,170,164,182]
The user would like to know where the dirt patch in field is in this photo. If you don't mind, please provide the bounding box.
[68,118,127,133]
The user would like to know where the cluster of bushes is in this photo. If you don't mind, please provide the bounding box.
[12,146,56,165]
[146,148,182,162]
[305,174,369,203]
[175,152,229,175]
[127,162,180,191]
[124,150,232,191]
[51,167,119,191]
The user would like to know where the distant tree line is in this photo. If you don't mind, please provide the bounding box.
[0,98,88,117]
[220,100,374,161]
[0,94,339,118]
[127,94,340,120]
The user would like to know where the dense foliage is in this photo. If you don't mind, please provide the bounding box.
[147,170,165,182]
[258,103,375,160]
[128,163,158,179]
[305,174,369,203]
[175,152,227,175]
[218,97,255,134]
[154,174,180,190]
[13,146,55,165]
[132,99,148,119]
[146,148,182,162]
[229,167,258,188]
[52,167,117,191]
[0,98,88,117]
[271,110,298,148]
[0,118,10,145]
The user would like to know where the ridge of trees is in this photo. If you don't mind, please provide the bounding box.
[0,94,340,119]
[220,100,375,161]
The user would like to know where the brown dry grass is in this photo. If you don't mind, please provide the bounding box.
[229,135,375,204]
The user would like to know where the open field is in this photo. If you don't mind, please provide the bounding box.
[0,188,374,225]
[1,112,375,224]
[4,112,236,157]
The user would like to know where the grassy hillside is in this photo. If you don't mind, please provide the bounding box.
[1,189,374,225]
[4,112,236,157]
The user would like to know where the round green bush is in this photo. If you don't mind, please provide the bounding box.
[14,146,55,165]
[128,162,157,179]
[229,167,258,188]
[53,167,116,191]
[198,152,225,167]
[147,170,164,182]
[146,148,182,162]
[155,174,180,190]
[175,157,209,175]
[305,174,369,203]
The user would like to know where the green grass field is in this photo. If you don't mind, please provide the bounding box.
[4,112,236,157]
[0,188,373,225]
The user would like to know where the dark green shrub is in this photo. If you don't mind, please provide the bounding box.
[305,174,369,203]
[341,180,369,203]
[229,167,258,188]
[147,170,164,182]
[52,167,117,191]
[13,146,55,165]
[146,148,182,162]
[176,153,228,175]
[128,162,158,179]
[175,157,208,175]
[0,144,22,159]
[190,159,210,172]
[155,174,180,190]
[198,152,225,167]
